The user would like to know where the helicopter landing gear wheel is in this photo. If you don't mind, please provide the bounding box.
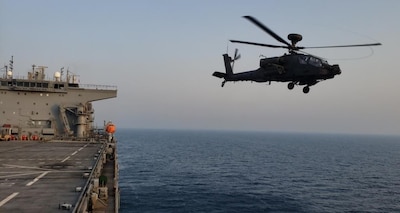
[288,82,295,90]
[221,81,226,87]
[303,86,310,94]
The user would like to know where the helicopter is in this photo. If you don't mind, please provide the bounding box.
[212,16,382,93]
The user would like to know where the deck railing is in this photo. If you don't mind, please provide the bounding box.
[78,84,117,90]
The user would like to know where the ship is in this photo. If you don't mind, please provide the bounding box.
[0,56,120,212]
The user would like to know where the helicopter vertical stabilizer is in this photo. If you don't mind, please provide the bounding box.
[223,54,233,76]
[212,53,234,79]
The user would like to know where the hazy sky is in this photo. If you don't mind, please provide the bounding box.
[1,0,399,135]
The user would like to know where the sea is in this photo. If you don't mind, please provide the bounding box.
[116,129,400,213]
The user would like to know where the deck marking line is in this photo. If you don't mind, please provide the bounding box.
[0,192,19,207]
[61,156,71,163]
[71,151,78,156]
[78,147,84,151]
[26,171,50,186]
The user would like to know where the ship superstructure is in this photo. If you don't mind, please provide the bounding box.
[0,56,117,140]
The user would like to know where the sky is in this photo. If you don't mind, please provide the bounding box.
[0,0,399,135]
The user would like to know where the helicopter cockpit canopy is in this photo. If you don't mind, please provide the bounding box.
[298,55,327,67]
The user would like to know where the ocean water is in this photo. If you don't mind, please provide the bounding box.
[116,129,400,212]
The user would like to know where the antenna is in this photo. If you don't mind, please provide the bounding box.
[66,67,70,83]
[61,67,64,81]
[9,56,13,72]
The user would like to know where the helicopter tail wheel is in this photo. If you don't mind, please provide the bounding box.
[303,86,310,94]
[221,81,226,87]
[288,82,295,90]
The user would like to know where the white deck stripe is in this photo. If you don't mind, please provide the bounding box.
[26,171,49,186]
[61,156,70,163]
[71,151,78,156]
[0,192,19,207]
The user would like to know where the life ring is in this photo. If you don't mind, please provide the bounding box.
[105,123,116,134]
[31,135,39,141]
[10,135,17,140]
[21,135,28,140]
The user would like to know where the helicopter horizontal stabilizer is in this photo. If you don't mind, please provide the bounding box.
[212,71,226,78]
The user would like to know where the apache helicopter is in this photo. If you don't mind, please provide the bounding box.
[213,16,381,93]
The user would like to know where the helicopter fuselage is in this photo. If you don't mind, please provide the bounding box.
[213,53,341,93]
[213,16,379,93]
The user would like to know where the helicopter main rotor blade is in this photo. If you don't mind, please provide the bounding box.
[301,42,382,49]
[230,40,289,49]
[243,16,291,47]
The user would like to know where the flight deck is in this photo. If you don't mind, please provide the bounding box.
[0,141,110,212]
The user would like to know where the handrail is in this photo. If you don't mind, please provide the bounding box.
[72,142,105,213]
[0,83,117,91]
[78,84,117,90]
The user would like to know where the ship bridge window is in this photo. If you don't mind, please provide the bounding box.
[68,83,79,87]
[31,120,51,128]
[54,83,65,89]
[24,82,29,87]
[17,82,23,86]
[30,82,36,87]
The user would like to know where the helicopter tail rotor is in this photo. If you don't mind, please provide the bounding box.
[231,48,241,70]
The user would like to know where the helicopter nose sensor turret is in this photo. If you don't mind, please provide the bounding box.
[331,64,341,75]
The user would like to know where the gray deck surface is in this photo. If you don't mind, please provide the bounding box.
[0,141,103,212]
